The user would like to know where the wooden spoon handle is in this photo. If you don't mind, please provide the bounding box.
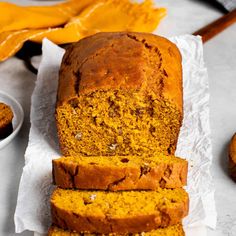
[193,9,236,43]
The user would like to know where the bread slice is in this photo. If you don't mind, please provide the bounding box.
[51,188,189,234]
[52,155,188,190]
[0,102,13,139]
[229,133,236,181]
[56,32,183,157]
[48,224,185,235]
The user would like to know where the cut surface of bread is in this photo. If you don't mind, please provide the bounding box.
[53,155,188,190]
[56,32,183,156]
[48,224,185,235]
[0,102,13,139]
[51,188,189,234]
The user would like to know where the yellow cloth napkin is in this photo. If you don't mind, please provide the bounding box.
[0,0,166,61]
[0,0,96,33]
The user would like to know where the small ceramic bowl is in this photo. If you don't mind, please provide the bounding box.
[0,91,24,149]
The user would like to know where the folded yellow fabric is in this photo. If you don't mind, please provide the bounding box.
[0,0,166,61]
[0,0,96,33]
[32,0,166,42]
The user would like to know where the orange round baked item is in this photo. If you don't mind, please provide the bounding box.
[0,102,13,139]
[229,133,236,181]
[56,32,183,157]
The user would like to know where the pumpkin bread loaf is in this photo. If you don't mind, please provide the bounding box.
[0,102,13,139]
[52,155,188,190]
[56,32,183,156]
[48,224,185,236]
[51,188,189,234]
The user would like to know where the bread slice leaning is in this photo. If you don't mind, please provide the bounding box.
[52,155,188,190]
[51,188,189,234]
[48,224,185,235]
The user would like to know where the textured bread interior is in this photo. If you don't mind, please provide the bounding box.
[0,103,13,127]
[48,224,185,235]
[51,188,188,217]
[56,90,181,156]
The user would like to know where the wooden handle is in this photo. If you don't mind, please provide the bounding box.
[193,9,236,43]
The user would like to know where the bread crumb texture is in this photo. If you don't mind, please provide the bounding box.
[56,32,183,157]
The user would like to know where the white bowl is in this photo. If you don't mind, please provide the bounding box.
[0,91,24,149]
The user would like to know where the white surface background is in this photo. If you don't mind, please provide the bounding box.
[0,0,235,235]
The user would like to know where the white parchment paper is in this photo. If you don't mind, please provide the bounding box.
[14,35,217,235]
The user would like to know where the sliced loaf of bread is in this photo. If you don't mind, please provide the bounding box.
[51,188,189,234]
[56,32,183,157]
[48,224,185,235]
[52,155,188,190]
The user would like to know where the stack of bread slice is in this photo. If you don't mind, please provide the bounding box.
[48,32,189,235]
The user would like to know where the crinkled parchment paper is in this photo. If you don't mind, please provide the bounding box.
[14,36,217,236]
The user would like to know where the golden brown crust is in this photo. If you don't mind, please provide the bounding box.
[229,133,236,181]
[52,157,188,190]
[57,32,182,113]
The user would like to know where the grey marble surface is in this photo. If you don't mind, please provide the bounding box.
[0,0,235,235]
